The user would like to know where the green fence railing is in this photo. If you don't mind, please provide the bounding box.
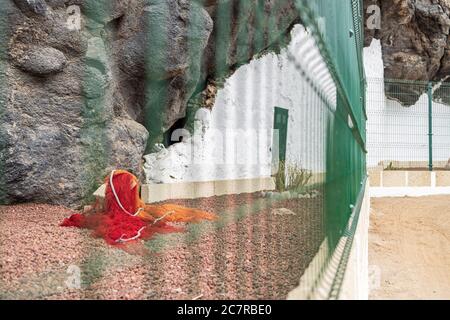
[367,78,450,171]
[293,0,367,298]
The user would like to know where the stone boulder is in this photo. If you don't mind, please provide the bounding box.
[13,46,67,75]
[116,0,213,148]
[13,0,48,16]
[365,0,450,106]
[0,0,149,207]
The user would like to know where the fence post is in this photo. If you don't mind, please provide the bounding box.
[427,82,433,172]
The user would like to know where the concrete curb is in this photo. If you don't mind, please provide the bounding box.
[141,177,276,203]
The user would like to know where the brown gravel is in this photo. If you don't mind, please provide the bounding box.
[0,193,324,300]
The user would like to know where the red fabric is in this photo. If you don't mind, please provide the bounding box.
[61,171,182,245]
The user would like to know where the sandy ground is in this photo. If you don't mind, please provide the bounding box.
[369,196,450,300]
[0,192,324,300]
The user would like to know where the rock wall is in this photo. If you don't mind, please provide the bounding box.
[365,0,450,105]
[0,0,299,207]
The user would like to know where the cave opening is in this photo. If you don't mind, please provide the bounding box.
[163,117,188,148]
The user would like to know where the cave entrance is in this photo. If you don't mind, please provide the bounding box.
[163,117,188,147]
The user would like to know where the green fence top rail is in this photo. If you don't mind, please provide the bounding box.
[295,0,367,153]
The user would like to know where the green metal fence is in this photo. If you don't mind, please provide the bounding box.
[0,1,367,300]
[367,78,450,171]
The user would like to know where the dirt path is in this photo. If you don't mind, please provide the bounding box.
[370,196,450,300]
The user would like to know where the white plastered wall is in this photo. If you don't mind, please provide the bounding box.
[143,24,334,184]
[365,39,450,167]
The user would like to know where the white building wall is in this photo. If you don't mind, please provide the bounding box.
[144,25,334,184]
[365,39,450,167]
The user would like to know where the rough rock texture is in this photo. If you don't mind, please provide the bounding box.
[13,0,49,16]
[13,46,67,75]
[202,0,299,78]
[365,0,450,105]
[117,0,214,147]
[1,0,149,207]
[0,0,298,207]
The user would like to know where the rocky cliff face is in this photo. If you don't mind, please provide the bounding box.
[0,0,298,207]
[365,0,450,105]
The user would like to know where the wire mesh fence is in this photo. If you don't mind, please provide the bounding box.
[367,78,450,170]
[0,1,367,300]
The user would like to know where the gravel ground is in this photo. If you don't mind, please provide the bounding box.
[0,193,324,300]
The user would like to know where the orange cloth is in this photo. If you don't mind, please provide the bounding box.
[140,203,217,223]
[61,170,216,244]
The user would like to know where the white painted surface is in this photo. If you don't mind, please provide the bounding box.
[144,25,334,184]
[340,181,370,300]
[370,187,450,198]
[363,39,384,79]
[364,39,450,167]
